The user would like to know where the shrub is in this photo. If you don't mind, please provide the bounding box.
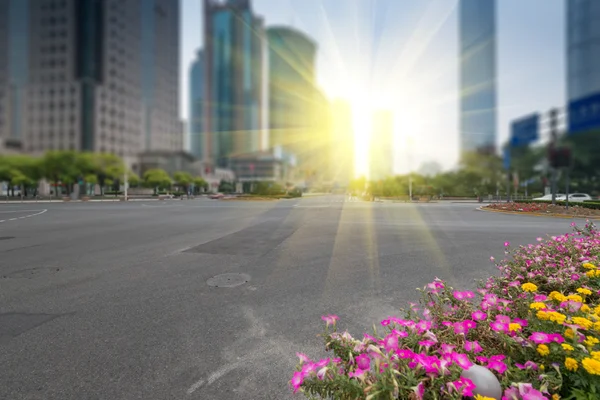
[291,222,600,399]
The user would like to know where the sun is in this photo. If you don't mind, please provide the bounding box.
[351,99,373,179]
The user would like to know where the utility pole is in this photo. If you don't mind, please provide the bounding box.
[549,108,558,205]
[124,171,128,201]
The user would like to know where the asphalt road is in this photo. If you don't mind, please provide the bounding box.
[0,196,583,400]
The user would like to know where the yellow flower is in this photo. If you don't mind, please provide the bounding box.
[540,364,545,371]
[537,344,550,356]
[584,336,600,347]
[537,311,550,320]
[550,291,567,302]
[595,306,600,316]
[509,323,522,332]
[582,305,591,313]
[552,394,560,400]
[594,322,600,332]
[591,351,600,361]
[565,328,576,339]
[583,262,597,270]
[530,302,547,310]
[562,343,575,352]
[577,288,592,296]
[565,357,579,371]
[582,357,600,375]
[586,270,597,278]
[567,294,584,303]
[474,396,495,400]
[573,317,594,330]
[522,282,538,292]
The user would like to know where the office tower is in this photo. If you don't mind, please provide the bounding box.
[266,26,316,160]
[369,110,394,181]
[0,0,29,152]
[0,0,181,159]
[330,99,355,185]
[189,49,205,159]
[567,0,600,102]
[141,0,181,153]
[459,0,497,155]
[203,0,265,168]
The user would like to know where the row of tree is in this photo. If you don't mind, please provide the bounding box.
[350,135,600,199]
[0,151,208,197]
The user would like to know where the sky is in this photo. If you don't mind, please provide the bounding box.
[179,0,565,176]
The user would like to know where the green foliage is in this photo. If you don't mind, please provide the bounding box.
[193,177,208,192]
[127,172,140,188]
[218,180,234,193]
[173,171,192,191]
[143,169,171,192]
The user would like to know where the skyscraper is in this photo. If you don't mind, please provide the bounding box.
[369,110,394,181]
[266,26,316,160]
[0,0,181,162]
[189,49,205,160]
[203,0,265,167]
[141,0,182,154]
[459,0,497,155]
[567,0,600,102]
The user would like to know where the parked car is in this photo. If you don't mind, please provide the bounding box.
[564,193,592,202]
[208,193,224,200]
[533,194,565,201]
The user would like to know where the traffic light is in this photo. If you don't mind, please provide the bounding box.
[549,147,572,169]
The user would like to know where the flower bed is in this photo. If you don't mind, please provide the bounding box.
[291,222,600,399]
[485,202,600,217]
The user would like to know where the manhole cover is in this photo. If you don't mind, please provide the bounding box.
[207,273,250,288]
[0,236,15,240]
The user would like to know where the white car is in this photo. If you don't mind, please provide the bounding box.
[533,194,565,201]
[564,193,593,202]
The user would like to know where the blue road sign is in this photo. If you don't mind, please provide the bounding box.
[510,113,539,147]
[568,91,600,134]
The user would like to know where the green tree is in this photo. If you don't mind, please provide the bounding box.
[93,153,125,196]
[127,172,140,188]
[41,151,79,197]
[218,180,234,193]
[143,169,171,194]
[173,171,192,194]
[193,177,208,194]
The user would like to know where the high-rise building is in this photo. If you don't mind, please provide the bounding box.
[203,0,265,168]
[369,110,394,181]
[0,0,181,162]
[141,0,182,154]
[330,99,354,185]
[567,0,600,102]
[189,49,205,159]
[459,0,497,155]
[266,26,316,161]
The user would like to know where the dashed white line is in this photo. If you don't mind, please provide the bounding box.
[0,209,47,224]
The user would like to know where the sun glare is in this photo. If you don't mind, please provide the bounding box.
[351,100,373,179]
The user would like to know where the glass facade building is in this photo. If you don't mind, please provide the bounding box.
[567,0,600,102]
[459,0,497,155]
[204,0,264,167]
[189,49,205,159]
[266,26,316,162]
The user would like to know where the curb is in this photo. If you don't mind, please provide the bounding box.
[476,206,600,220]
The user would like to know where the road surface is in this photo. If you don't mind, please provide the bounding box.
[0,196,580,399]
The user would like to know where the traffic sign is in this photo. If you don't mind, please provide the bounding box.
[568,91,600,134]
[510,113,539,147]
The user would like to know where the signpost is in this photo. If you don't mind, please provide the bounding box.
[510,113,539,147]
[568,91,600,134]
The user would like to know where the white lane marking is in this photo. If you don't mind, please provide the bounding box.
[0,209,47,223]
[187,361,243,395]
[0,209,45,213]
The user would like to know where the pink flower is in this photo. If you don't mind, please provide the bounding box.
[513,318,528,327]
[316,367,328,380]
[515,361,538,370]
[529,332,550,344]
[380,318,391,326]
[453,291,467,300]
[504,241,510,247]
[440,343,456,354]
[454,321,467,335]
[414,353,439,374]
[413,382,425,400]
[296,353,310,363]
[314,358,329,368]
[301,362,317,376]
[534,294,548,302]
[382,333,399,352]
[464,340,483,353]
[472,310,487,321]
[396,348,415,359]
[487,358,507,374]
[518,383,547,400]
[290,371,304,393]
[355,354,370,370]
[549,333,565,344]
[476,356,488,364]
[348,368,366,379]
[496,315,511,324]
[419,340,436,348]
[321,315,339,326]
[490,321,508,332]
[451,352,473,369]
[449,377,476,397]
